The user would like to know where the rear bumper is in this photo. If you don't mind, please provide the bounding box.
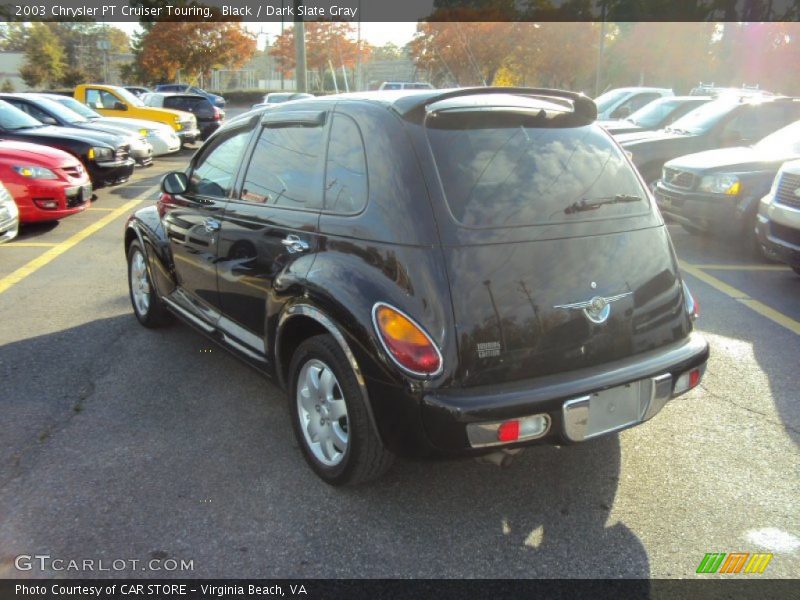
[420,332,709,453]
[655,184,753,233]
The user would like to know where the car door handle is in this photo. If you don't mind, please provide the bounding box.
[203,217,220,233]
[281,234,309,253]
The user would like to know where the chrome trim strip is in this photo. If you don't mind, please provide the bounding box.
[554,291,632,310]
[562,396,591,442]
[162,297,215,332]
[643,373,673,421]
[218,315,266,354]
[371,302,444,379]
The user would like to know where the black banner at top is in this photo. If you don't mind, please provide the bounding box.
[0,0,799,23]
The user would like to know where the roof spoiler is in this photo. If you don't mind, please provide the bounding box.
[395,87,597,124]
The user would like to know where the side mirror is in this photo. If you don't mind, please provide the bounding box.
[162,171,188,195]
[40,116,58,125]
[113,101,128,111]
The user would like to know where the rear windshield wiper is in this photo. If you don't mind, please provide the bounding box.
[564,194,642,214]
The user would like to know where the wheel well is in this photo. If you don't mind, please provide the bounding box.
[277,315,329,386]
[124,228,138,255]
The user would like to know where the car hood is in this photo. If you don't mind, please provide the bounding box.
[665,146,800,173]
[0,140,79,167]
[93,117,174,134]
[1,125,118,147]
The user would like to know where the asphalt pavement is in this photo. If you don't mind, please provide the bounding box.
[0,139,798,579]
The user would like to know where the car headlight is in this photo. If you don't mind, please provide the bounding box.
[698,174,740,195]
[88,147,114,161]
[13,165,58,180]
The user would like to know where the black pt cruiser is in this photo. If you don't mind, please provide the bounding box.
[124,88,709,485]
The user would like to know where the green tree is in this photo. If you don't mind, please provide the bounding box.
[0,22,28,51]
[19,23,65,88]
[1,79,14,92]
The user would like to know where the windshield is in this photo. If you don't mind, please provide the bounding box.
[595,89,629,113]
[754,120,800,154]
[426,110,648,228]
[629,98,685,127]
[0,100,45,130]
[114,87,144,107]
[35,97,89,124]
[53,96,101,119]
[668,99,739,134]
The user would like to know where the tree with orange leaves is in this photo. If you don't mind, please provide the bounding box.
[137,21,256,84]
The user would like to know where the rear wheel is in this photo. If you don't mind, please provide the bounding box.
[288,334,393,485]
[127,240,172,327]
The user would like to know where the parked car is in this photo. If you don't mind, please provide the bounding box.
[620,96,800,186]
[0,93,153,167]
[141,93,224,140]
[74,84,201,146]
[655,119,800,249]
[378,82,435,90]
[124,87,708,485]
[250,92,314,110]
[0,140,92,223]
[0,100,134,187]
[594,87,674,120]
[42,94,181,157]
[756,159,800,275]
[153,84,225,108]
[0,181,19,243]
[124,86,152,98]
[599,96,712,136]
[689,83,772,98]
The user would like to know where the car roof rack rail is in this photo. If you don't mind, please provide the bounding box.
[395,87,597,125]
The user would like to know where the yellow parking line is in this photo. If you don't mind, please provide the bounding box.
[693,263,790,272]
[679,260,800,336]
[86,207,117,212]
[0,242,59,248]
[0,187,157,295]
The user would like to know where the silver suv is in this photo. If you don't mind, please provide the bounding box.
[756,159,800,275]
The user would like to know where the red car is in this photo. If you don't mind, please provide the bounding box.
[0,140,92,223]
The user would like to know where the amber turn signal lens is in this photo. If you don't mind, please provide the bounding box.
[374,304,441,376]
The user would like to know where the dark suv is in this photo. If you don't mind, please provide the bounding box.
[124,88,709,485]
[142,92,224,140]
[620,96,800,186]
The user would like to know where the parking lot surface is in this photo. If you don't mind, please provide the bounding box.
[0,148,798,579]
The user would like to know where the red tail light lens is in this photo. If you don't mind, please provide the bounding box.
[213,107,221,121]
[497,420,520,443]
[373,303,442,376]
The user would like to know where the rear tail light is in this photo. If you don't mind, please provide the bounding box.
[213,107,221,121]
[682,280,699,320]
[673,365,704,396]
[467,414,550,448]
[373,303,442,376]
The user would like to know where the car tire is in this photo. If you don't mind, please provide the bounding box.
[288,334,394,485]
[127,240,172,328]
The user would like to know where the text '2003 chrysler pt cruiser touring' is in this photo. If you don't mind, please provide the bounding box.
[124,87,709,485]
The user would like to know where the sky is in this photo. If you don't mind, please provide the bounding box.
[112,21,419,49]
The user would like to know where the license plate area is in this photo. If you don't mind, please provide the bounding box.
[563,379,658,442]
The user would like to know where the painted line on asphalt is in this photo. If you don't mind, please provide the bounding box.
[0,186,157,295]
[0,242,59,248]
[86,207,117,212]
[679,260,800,336]
[692,263,791,272]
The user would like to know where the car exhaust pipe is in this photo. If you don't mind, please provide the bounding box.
[476,448,523,468]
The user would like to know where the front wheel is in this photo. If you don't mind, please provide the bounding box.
[288,334,393,485]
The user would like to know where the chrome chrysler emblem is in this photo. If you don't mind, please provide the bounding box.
[554,292,632,324]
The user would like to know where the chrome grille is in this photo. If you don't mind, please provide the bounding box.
[663,167,695,190]
[774,172,800,210]
[115,144,130,161]
[62,165,83,178]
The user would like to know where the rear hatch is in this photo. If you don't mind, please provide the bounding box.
[424,98,690,387]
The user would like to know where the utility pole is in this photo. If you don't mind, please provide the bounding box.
[294,0,307,93]
[356,0,361,91]
[594,2,608,97]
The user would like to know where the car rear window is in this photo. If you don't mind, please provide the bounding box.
[426,110,649,228]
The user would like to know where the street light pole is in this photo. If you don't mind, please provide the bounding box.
[294,0,307,93]
[594,2,608,97]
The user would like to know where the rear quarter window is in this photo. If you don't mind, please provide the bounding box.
[426,111,649,228]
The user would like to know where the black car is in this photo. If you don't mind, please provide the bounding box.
[124,87,709,485]
[655,119,800,245]
[599,96,711,136]
[142,92,223,140]
[0,93,153,167]
[0,100,134,187]
[620,96,800,186]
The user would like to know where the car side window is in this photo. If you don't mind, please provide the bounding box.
[98,90,120,109]
[187,127,252,199]
[617,93,660,116]
[722,106,783,142]
[85,89,103,109]
[324,114,368,214]
[238,124,325,210]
